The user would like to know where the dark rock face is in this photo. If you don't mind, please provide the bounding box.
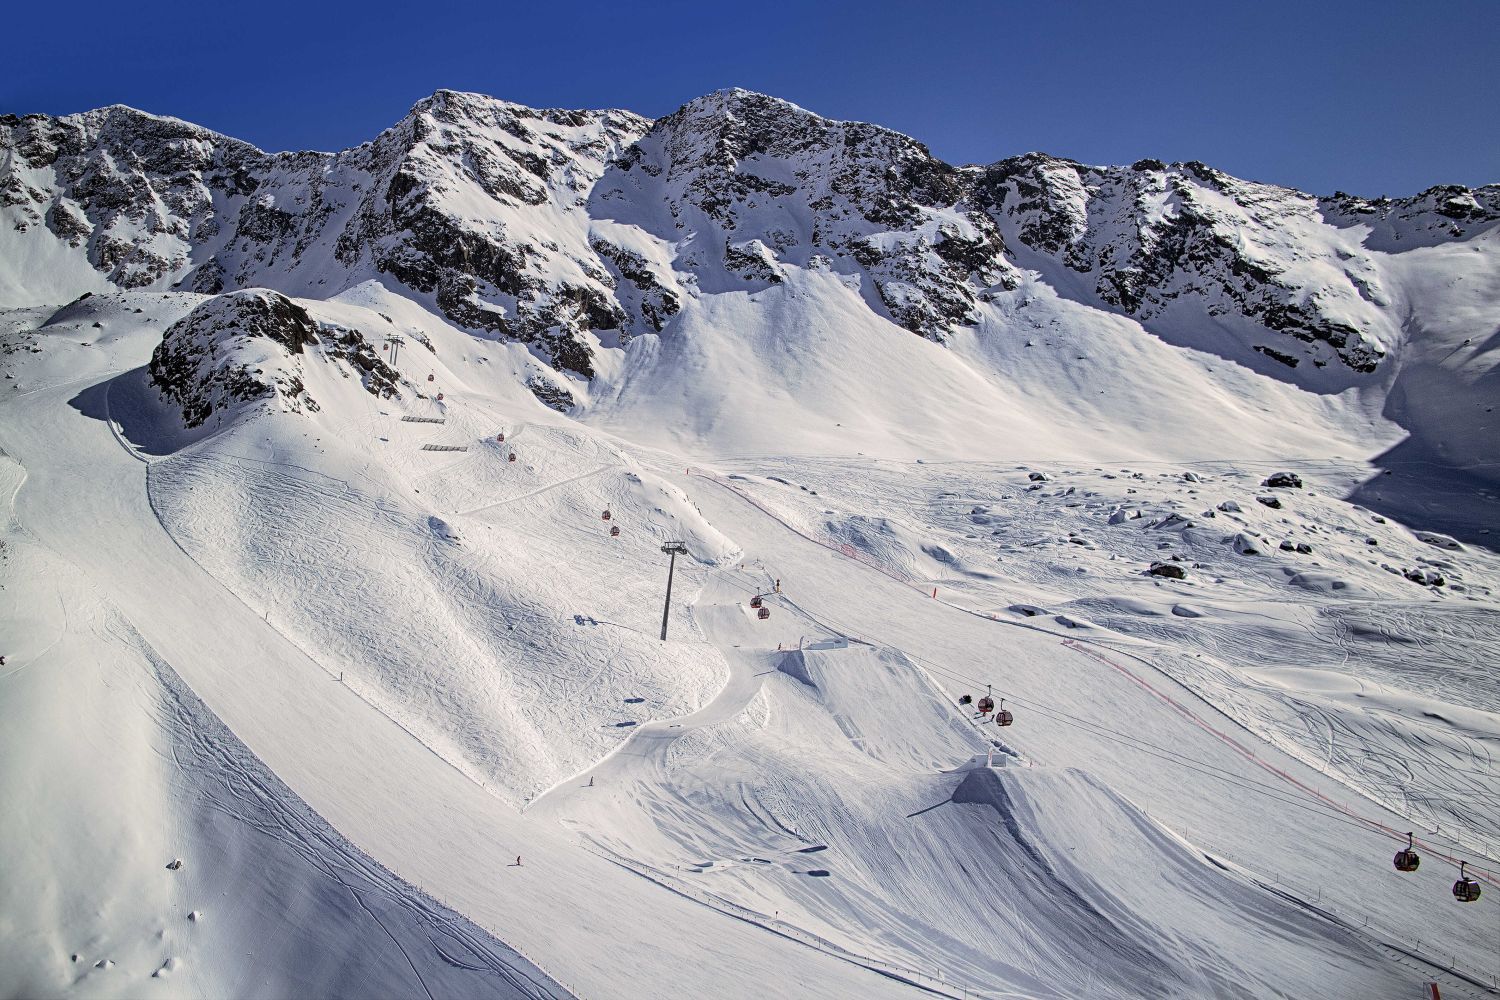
[7,89,1496,392]
[526,375,576,412]
[590,238,680,338]
[975,154,1403,376]
[149,290,400,427]
[1322,185,1500,250]
[2,107,264,288]
[324,327,403,399]
[4,94,648,379]
[333,92,649,377]
[1148,561,1186,579]
[594,89,1017,343]
[1264,471,1303,489]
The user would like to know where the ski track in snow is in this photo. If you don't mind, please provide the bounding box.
[4,285,1500,998]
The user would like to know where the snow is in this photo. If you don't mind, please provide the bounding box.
[3,91,1500,999]
[5,283,1500,998]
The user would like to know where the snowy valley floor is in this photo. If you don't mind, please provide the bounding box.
[3,295,1499,999]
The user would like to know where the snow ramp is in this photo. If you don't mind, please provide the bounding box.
[776,643,992,772]
[586,635,1413,997]
[938,764,1398,997]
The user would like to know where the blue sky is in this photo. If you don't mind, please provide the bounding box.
[6,0,1496,196]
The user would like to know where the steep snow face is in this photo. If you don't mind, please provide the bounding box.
[593,89,1018,342]
[976,155,1404,382]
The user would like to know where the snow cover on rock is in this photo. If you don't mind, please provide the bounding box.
[2,87,1499,1000]
[5,89,1499,476]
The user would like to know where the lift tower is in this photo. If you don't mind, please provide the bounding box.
[659,542,689,641]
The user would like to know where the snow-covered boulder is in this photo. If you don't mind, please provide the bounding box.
[148,289,398,427]
[1148,561,1187,579]
[1413,530,1463,551]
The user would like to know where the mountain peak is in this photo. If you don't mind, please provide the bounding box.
[402,88,650,135]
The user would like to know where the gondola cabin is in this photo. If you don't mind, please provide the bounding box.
[750,595,763,608]
[508,453,517,463]
[1393,833,1420,872]
[610,525,620,538]
[1453,863,1482,903]
[602,510,611,521]
[995,699,1014,726]
[976,696,994,715]
[756,607,770,620]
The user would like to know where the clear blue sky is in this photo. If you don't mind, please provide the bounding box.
[6,0,1496,196]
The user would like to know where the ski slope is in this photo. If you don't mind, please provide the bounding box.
[3,288,1497,998]
[3,84,1499,998]
[0,301,924,999]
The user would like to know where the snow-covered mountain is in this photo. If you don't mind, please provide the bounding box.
[2,92,649,379]
[5,88,1496,450]
[4,87,1500,1000]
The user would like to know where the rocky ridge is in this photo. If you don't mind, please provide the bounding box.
[5,88,1498,391]
[149,289,401,427]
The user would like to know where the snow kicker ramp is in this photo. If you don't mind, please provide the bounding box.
[562,635,1404,999]
[779,645,1400,999]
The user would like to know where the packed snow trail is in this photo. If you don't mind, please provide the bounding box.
[529,523,1492,996]
[0,374,928,999]
[660,462,1500,989]
[0,468,568,996]
[1059,639,1500,887]
[691,467,1500,884]
[5,303,1495,997]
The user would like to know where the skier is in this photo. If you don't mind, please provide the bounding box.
[516,855,522,867]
